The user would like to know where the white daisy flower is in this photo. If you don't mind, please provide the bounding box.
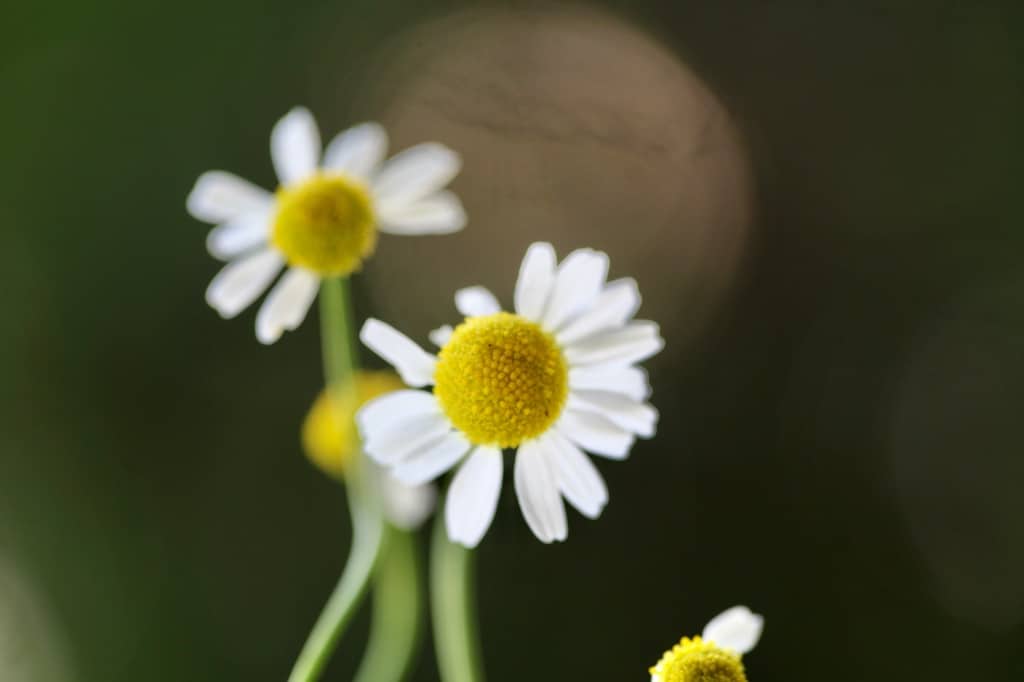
[649,605,764,682]
[355,242,664,547]
[186,107,466,344]
[302,372,435,530]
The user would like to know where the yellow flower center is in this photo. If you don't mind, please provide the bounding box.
[650,637,747,682]
[302,371,406,479]
[433,312,568,448]
[272,173,376,276]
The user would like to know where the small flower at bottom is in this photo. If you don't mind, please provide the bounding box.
[355,241,664,547]
[650,606,764,682]
[187,107,466,344]
[302,371,435,530]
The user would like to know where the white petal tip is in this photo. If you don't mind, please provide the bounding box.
[271,107,321,186]
[358,319,436,387]
[428,143,461,172]
[256,328,280,345]
[210,305,234,320]
[702,605,764,655]
[429,325,453,348]
[358,318,376,341]
[185,190,204,221]
[187,171,271,224]
[444,447,503,547]
[361,446,388,466]
[447,526,484,549]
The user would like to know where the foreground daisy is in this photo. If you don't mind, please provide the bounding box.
[650,606,764,682]
[187,107,465,344]
[303,372,435,529]
[356,242,663,546]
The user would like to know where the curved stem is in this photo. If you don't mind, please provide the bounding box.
[353,526,424,682]
[430,508,485,682]
[288,277,384,682]
[288,472,384,682]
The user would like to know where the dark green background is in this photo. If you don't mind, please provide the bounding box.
[2,1,1023,680]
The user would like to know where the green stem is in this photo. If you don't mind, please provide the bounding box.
[318,276,357,392]
[353,526,424,682]
[288,277,384,682]
[430,507,485,682]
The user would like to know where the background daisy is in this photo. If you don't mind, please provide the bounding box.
[186,107,465,343]
[649,606,764,682]
[302,372,435,530]
[357,241,663,547]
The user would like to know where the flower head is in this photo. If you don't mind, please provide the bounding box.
[302,371,435,530]
[187,107,465,344]
[356,242,664,546]
[650,606,764,682]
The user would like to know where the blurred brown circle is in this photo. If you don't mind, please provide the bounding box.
[334,5,752,354]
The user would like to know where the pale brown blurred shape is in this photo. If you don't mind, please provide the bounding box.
[341,5,752,352]
[888,277,1024,631]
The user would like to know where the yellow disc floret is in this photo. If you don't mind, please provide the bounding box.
[302,371,406,479]
[272,173,376,276]
[433,312,568,448]
[649,637,747,682]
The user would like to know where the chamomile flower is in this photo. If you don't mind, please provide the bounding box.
[303,372,435,530]
[355,242,663,547]
[187,107,465,344]
[650,606,764,682]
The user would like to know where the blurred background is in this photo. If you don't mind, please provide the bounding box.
[2,0,1023,679]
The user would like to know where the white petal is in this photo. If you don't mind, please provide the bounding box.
[563,321,664,367]
[568,390,659,438]
[569,365,651,402]
[514,242,557,322]
[271,107,321,186]
[359,319,437,387]
[556,278,640,346]
[377,191,466,235]
[204,249,283,319]
[255,267,320,344]
[372,143,461,208]
[364,412,452,466]
[557,409,635,460]
[429,325,453,347]
[390,432,471,486]
[542,249,609,331]
[514,440,568,543]
[205,207,272,260]
[357,390,442,437]
[445,447,503,548]
[322,122,387,180]
[544,430,607,519]
[187,171,271,224]
[702,606,764,655]
[454,286,501,318]
[378,469,436,530]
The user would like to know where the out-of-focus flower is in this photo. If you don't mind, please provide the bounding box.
[303,371,435,530]
[357,242,663,547]
[187,107,465,344]
[649,606,764,682]
[0,555,74,682]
